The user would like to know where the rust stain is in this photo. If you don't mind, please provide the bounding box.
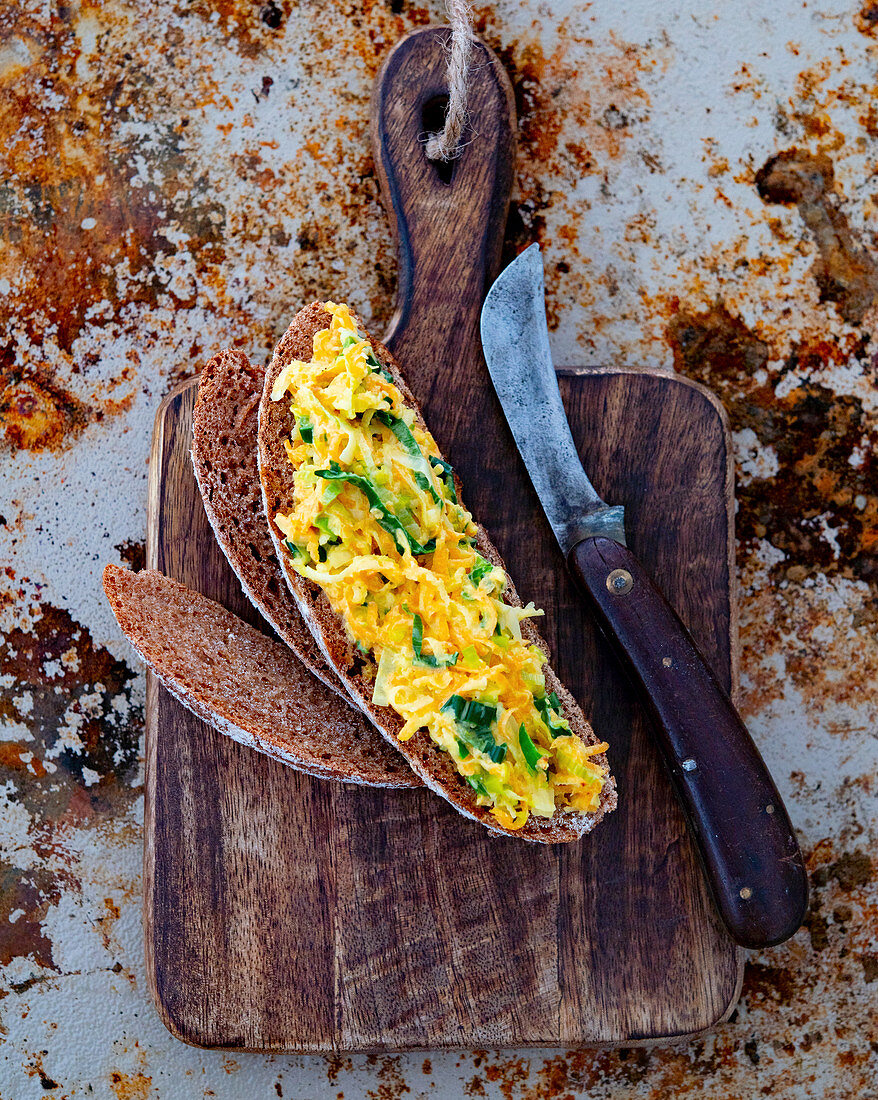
[0,863,61,969]
[0,1,226,446]
[854,1,878,36]
[0,597,142,806]
[0,741,47,777]
[114,539,146,573]
[0,366,91,453]
[24,1051,61,1091]
[755,148,878,323]
[830,850,873,891]
[364,1056,411,1100]
[93,896,122,954]
[667,303,878,586]
[109,1069,153,1100]
[0,359,139,454]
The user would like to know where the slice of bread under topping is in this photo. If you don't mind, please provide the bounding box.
[102,564,421,787]
[257,302,617,841]
[191,348,349,700]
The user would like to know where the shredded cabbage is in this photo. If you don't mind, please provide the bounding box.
[271,302,609,829]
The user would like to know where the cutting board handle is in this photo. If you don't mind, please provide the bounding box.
[371,26,517,371]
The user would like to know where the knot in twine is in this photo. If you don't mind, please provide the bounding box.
[424,0,475,162]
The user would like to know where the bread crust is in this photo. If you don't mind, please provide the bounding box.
[103,564,421,788]
[191,348,348,697]
[257,303,617,841]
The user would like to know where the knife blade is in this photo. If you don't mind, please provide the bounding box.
[478,244,626,552]
[480,244,808,950]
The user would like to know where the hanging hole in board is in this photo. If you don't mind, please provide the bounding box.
[421,94,455,184]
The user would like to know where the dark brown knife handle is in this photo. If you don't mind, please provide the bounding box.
[568,536,808,949]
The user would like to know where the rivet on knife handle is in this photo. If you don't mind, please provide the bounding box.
[568,536,809,950]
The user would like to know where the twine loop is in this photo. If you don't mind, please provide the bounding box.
[424,0,475,162]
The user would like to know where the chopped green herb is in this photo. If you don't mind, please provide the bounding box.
[441,694,506,763]
[296,416,313,445]
[412,613,458,668]
[374,411,441,504]
[456,738,470,759]
[518,724,546,773]
[492,624,510,649]
[321,480,344,504]
[459,644,480,670]
[466,774,488,796]
[429,456,458,503]
[469,554,494,586]
[535,693,570,738]
[367,351,393,381]
[314,514,337,541]
[315,462,436,556]
[283,539,302,558]
[441,694,496,728]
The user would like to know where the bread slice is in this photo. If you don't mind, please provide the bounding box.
[102,564,421,787]
[191,348,348,699]
[257,302,617,841]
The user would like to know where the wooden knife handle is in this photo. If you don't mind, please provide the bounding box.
[568,536,809,949]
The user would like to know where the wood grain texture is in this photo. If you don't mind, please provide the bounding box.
[144,26,743,1051]
[144,368,743,1050]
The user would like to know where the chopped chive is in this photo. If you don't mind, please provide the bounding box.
[412,613,457,668]
[441,694,506,763]
[374,411,441,504]
[315,462,436,556]
[469,554,494,586]
[466,774,488,796]
[429,455,458,503]
[296,415,313,445]
[535,693,570,738]
[518,724,545,773]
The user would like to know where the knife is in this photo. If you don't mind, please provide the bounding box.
[480,243,808,949]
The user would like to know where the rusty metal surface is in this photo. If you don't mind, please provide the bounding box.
[1,0,876,1096]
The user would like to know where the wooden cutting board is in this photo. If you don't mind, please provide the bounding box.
[144,29,743,1051]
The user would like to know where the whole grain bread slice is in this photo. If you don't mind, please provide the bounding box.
[191,348,348,699]
[102,564,421,787]
[257,302,617,841]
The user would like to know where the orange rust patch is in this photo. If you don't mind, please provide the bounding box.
[755,148,878,323]
[0,863,62,969]
[0,368,92,452]
[92,896,123,954]
[24,1052,61,1091]
[0,742,46,777]
[109,1069,153,1100]
[854,1,878,36]
[183,0,295,59]
[667,303,877,586]
[0,597,142,806]
[0,1,227,433]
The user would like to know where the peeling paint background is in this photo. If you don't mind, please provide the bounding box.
[1,0,877,1096]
